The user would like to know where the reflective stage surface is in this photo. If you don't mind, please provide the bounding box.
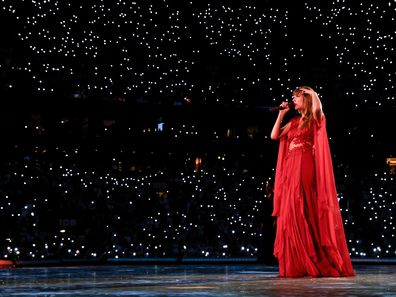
[1,264,395,296]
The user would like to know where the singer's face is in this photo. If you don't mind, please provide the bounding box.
[292,92,304,111]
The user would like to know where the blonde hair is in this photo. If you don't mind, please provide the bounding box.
[292,86,323,128]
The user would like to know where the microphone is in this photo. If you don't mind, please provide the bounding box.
[268,102,294,112]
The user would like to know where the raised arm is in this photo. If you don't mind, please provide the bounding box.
[300,87,323,125]
[270,101,291,140]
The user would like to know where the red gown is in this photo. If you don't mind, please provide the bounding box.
[272,115,355,277]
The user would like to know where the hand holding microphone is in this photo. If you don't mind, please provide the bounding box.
[269,101,294,112]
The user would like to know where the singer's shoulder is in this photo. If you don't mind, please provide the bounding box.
[291,115,301,122]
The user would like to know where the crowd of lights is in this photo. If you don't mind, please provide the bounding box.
[0,1,394,107]
[304,0,396,108]
[1,151,269,260]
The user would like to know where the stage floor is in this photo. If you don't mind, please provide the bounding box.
[1,264,395,296]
